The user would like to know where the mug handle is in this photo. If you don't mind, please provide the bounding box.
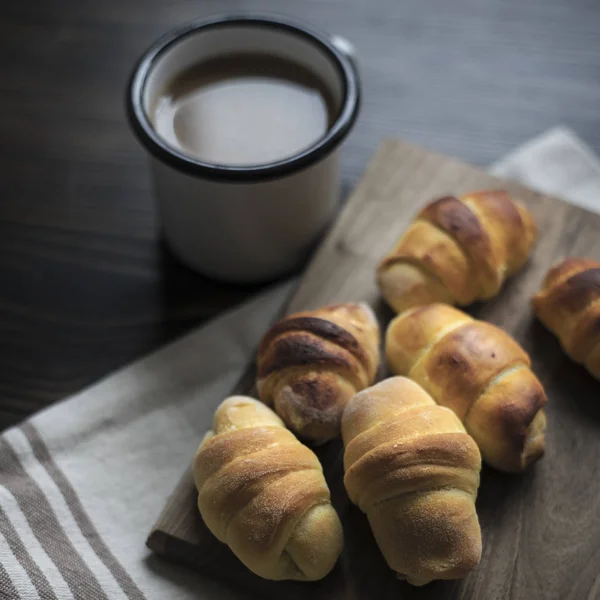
[330,35,357,68]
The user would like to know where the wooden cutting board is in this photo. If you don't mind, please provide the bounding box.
[147,139,600,600]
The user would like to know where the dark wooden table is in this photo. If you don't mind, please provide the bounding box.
[1,0,599,431]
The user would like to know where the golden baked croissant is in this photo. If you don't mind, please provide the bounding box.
[385,304,547,472]
[342,376,482,586]
[193,396,343,581]
[257,303,380,443]
[532,257,600,379]
[377,190,538,314]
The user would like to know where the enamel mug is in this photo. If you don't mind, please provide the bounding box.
[127,15,360,283]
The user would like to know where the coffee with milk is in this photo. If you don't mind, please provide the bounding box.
[150,53,336,166]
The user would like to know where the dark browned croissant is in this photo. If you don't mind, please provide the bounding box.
[377,190,538,314]
[257,303,380,443]
[532,257,600,379]
[385,303,547,472]
[343,377,482,585]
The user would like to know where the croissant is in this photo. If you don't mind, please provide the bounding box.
[377,190,538,314]
[257,303,380,444]
[342,376,482,586]
[385,303,547,472]
[532,257,600,379]
[193,396,343,581]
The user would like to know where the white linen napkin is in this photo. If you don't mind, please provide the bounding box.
[0,127,598,600]
[489,126,600,213]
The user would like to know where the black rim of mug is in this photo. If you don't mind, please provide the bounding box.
[126,14,361,182]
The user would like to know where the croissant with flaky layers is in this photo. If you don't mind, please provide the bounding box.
[532,257,600,379]
[257,303,380,444]
[377,190,538,314]
[193,396,343,581]
[342,376,482,586]
[385,303,547,472]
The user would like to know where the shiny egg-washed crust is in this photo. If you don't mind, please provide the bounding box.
[257,303,380,444]
[342,377,482,586]
[193,396,343,581]
[385,304,547,472]
[377,190,538,314]
[532,257,600,379]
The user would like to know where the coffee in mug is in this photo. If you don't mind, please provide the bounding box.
[150,53,337,166]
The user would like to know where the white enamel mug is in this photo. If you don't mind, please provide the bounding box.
[127,15,360,283]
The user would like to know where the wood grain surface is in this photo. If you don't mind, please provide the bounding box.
[1,0,599,429]
[148,139,600,600]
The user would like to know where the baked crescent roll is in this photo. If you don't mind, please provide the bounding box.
[193,396,343,581]
[385,304,547,472]
[257,303,380,443]
[342,377,482,586]
[377,190,538,314]
[532,257,600,379]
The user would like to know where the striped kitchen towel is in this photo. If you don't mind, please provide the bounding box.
[0,423,144,600]
[1,127,599,600]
